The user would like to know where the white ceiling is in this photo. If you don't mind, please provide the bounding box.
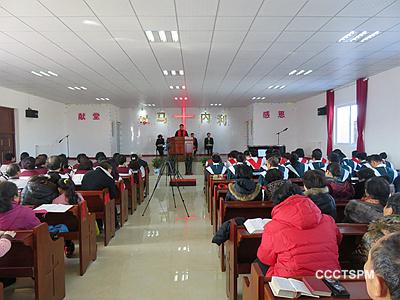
[0,0,400,108]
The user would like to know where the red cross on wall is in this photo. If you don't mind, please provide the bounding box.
[173,98,194,128]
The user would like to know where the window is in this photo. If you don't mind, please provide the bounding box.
[336,104,357,144]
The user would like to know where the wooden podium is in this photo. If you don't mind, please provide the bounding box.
[167,137,194,156]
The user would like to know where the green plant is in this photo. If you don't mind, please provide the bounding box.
[200,157,209,166]
[152,157,163,169]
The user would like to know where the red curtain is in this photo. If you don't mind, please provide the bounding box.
[356,78,368,152]
[326,90,335,155]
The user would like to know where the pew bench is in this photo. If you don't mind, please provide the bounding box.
[121,175,137,214]
[0,223,65,300]
[115,180,129,227]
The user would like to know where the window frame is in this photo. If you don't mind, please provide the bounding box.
[334,103,358,146]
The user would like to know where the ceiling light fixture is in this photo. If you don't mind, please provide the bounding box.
[338,31,356,43]
[158,30,167,42]
[145,30,179,43]
[47,71,58,76]
[83,20,101,26]
[338,30,380,43]
[163,69,184,76]
[31,71,43,77]
[296,70,305,75]
[68,86,87,91]
[350,31,368,42]
[268,85,274,89]
[163,70,169,76]
[171,31,179,42]
[169,85,186,90]
[175,86,180,89]
[145,30,155,42]
[179,70,184,75]
[303,70,313,75]
[39,71,50,77]
[288,70,297,75]
[171,70,177,76]
[360,31,380,43]
[169,85,174,89]
[279,85,286,89]
[68,87,75,90]
[182,85,186,90]
[80,86,87,90]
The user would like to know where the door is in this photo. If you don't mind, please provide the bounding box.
[0,106,16,163]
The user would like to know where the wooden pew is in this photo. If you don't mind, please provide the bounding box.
[227,220,368,300]
[79,189,115,246]
[115,180,129,227]
[243,263,371,300]
[213,189,228,233]
[134,173,145,205]
[0,283,2,300]
[0,223,65,300]
[121,175,137,214]
[207,176,228,213]
[38,202,97,276]
[145,167,150,198]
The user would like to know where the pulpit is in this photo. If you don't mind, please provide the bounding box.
[167,137,194,156]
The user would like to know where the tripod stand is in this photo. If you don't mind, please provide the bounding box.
[142,158,190,217]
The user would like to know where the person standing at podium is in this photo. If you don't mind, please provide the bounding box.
[175,124,188,137]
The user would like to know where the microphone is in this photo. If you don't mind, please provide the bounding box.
[59,135,69,143]
[283,127,288,132]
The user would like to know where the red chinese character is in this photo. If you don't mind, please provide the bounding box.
[263,111,270,119]
[278,110,285,119]
[93,112,100,120]
[78,113,86,120]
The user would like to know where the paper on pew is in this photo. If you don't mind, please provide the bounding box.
[34,204,73,213]
[244,218,272,234]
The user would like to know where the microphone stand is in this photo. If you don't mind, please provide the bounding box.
[59,135,70,159]
[276,129,287,146]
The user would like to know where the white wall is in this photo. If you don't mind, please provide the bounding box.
[0,86,66,157]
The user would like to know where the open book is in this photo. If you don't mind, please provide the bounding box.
[244,218,271,234]
[269,277,320,299]
[33,204,73,213]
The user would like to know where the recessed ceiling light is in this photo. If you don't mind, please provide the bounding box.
[252,96,256,100]
[257,97,261,100]
[96,98,100,101]
[175,86,180,89]
[289,70,297,75]
[211,104,214,106]
[360,31,380,43]
[83,20,101,26]
[105,98,110,101]
[171,31,179,42]
[179,70,184,75]
[169,85,174,89]
[163,70,169,76]
[279,85,286,89]
[338,31,355,43]
[338,30,380,43]
[273,85,280,89]
[68,86,74,90]
[171,70,177,76]
[179,97,183,100]
[39,71,50,77]
[158,30,167,42]
[80,86,87,90]
[163,69,184,76]
[268,85,274,89]
[261,97,266,100]
[350,31,368,42]
[31,71,43,77]
[47,71,58,76]
[145,30,179,43]
[184,97,188,100]
[74,86,81,90]
[218,104,222,106]
[303,70,313,75]
[182,85,186,90]
[174,97,178,100]
[296,70,305,75]
[145,30,155,42]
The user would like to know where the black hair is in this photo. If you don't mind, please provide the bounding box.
[112,153,120,160]
[289,153,299,166]
[356,152,367,161]
[328,152,340,163]
[264,169,283,185]
[4,153,14,161]
[243,150,250,157]
[57,178,79,205]
[0,181,18,212]
[386,193,400,215]
[379,152,388,160]
[236,164,253,179]
[249,148,258,158]
[78,158,93,170]
[303,170,326,189]
[282,152,291,160]
[46,155,61,171]
[20,152,29,161]
[357,168,376,181]
[236,153,245,163]
[35,154,48,168]
[369,154,383,163]
[271,181,303,206]
[371,232,400,300]
[179,124,184,127]
[272,149,282,159]
[5,163,20,178]
[211,154,221,164]
[311,149,322,160]
[327,162,342,178]
[21,157,36,170]
[95,152,106,161]
[333,149,346,160]
[58,154,69,170]
[228,151,238,159]
[267,156,280,168]
[295,148,305,158]
[365,177,390,206]
[352,150,359,158]
[118,155,127,165]
[76,153,88,163]
[99,161,112,171]
[158,134,162,138]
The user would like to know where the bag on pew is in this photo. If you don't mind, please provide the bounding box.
[269,276,319,299]
[244,218,271,234]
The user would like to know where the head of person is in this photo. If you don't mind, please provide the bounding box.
[352,150,359,158]
[117,155,127,166]
[0,181,18,213]
[179,124,184,130]
[211,154,221,164]
[236,164,253,180]
[271,181,303,206]
[112,153,120,161]
[58,154,69,170]
[99,161,113,174]
[326,162,341,178]
[267,156,280,169]
[21,157,36,170]
[243,150,251,160]
[295,148,305,158]
[76,153,88,164]
[357,168,377,182]
[328,152,341,163]
[158,134,163,139]
[131,154,139,162]
[228,151,237,160]
[249,149,258,158]
[46,155,61,172]
[370,154,384,168]
[311,149,323,161]
[289,152,299,166]
[364,232,400,300]
[265,169,283,185]
[272,149,282,159]
[35,154,47,168]
[365,177,390,206]
[303,170,326,190]
[207,132,211,137]
[190,133,194,137]
[379,152,388,161]
[236,153,245,163]
[282,152,291,161]
[78,157,93,170]
[5,164,20,178]
[95,152,106,162]
[333,149,346,159]
[4,152,15,162]
[57,178,79,205]
[357,151,368,161]
[383,193,400,216]
[20,152,29,162]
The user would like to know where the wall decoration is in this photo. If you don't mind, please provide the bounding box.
[217,113,227,126]
[138,109,149,125]
[263,111,270,119]
[156,111,167,124]
[200,111,211,124]
[277,110,286,119]
[92,112,100,120]
[78,112,86,120]
[174,101,194,128]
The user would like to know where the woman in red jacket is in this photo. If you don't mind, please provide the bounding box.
[257,181,342,277]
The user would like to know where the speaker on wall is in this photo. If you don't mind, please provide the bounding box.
[317,106,327,116]
[25,108,39,118]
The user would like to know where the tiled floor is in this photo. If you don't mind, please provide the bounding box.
[5,174,228,300]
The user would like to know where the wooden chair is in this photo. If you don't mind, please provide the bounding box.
[213,188,228,231]
[79,189,115,246]
[0,223,65,300]
[133,173,145,205]
[121,175,137,214]
[145,167,150,198]
[115,180,129,227]
[243,263,371,300]
[39,202,97,276]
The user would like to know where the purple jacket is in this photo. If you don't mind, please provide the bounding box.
[0,203,41,230]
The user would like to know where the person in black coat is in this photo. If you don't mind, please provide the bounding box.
[226,164,262,201]
[81,161,117,199]
[22,175,59,207]
[303,170,337,220]
[191,133,198,156]
[204,132,214,155]
[156,134,165,156]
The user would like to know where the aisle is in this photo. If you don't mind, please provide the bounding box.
[6,175,226,300]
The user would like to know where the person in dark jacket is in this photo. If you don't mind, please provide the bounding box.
[81,161,117,199]
[326,162,355,200]
[353,168,376,199]
[225,164,262,201]
[286,153,308,178]
[156,134,165,156]
[303,170,337,220]
[21,175,59,207]
[191,133,198,156]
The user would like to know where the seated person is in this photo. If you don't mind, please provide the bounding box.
[205,154,227,177]
[256,181,341,276]
[294,148,308,164]
[5,164,28,190]
[259,169,284,201]
[345,177,390,224]
[364,232,400,300]
[53,178,84,205]
[72,153,88,170]
[46,155,64,184]
[325,162,355,200]
[81,161,117,200]
[226,152,245,180]
[303,170,337,219]
[369,154,397,183]
[35,154,48,175]
[21,175,59,207]
[380,152,395,171]
[94,151,107,168]
[245,149,265,176]
[0,152,15,173]
[74,157,93,174]
[116,155,132,175]
[20,157,40,178]
[307,148,327,171]
[358,151,373,170]
[280,152,291,165]
[18,152,29,168]
[354,168,376,199]
[328,152,351,182]
[286,153,308,178]
[261,155,289,179]
[0,181,40,230]
[225,164,262,201]
[342,150,359,174]
[58,154,72,175]
[129,155,146,180]
[225,150,238,168]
